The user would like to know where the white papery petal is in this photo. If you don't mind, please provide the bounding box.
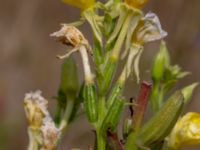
[137,12,167,43]
[24,90,49,120]
[41,116,61,149]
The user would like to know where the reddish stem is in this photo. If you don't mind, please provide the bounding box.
[133,81,152,131]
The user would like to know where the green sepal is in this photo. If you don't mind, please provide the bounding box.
[83,83,98,123]
[101,99,124,134]
[93,36,103,67]
[122,15,141,59]
[99,59,117,95]
[107,5,128,44]
[83,9,103,45]
[107,82,123,108]
[181,82,199,104]
[103,10,118,38]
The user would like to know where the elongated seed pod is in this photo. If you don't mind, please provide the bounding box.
[125,91,184,150]
[138,91,184,145]
[83,83,98,123]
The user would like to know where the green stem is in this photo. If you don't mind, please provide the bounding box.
[98,97,106,124]
[59,100,74,129]
[95,97,106,150]
[96,129,106,150]
[63,100,74,123]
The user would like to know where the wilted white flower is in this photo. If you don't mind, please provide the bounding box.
[41,116,61,150]
[24,90,49,128]
[135,12,167,44]
[51,25,94,84]
[50,24,89,47]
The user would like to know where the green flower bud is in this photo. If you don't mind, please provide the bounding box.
[59,57,79,101]
[152,41,170,82]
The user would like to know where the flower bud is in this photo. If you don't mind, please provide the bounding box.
[125,0,148,9]
[152,41,170,81]
[168,112,200,149]
[63,0,95,10]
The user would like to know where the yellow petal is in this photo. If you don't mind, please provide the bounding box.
[125,0,148,9]
[168,112,200,149]
[63,0,95,10]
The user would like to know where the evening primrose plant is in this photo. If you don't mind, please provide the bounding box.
[23,0,199,150]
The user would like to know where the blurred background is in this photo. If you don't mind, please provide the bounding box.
[0,0,199,149]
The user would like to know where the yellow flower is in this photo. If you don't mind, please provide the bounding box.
[125,0,148,9]
[63,0,95,10]
[168,112,200,149]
